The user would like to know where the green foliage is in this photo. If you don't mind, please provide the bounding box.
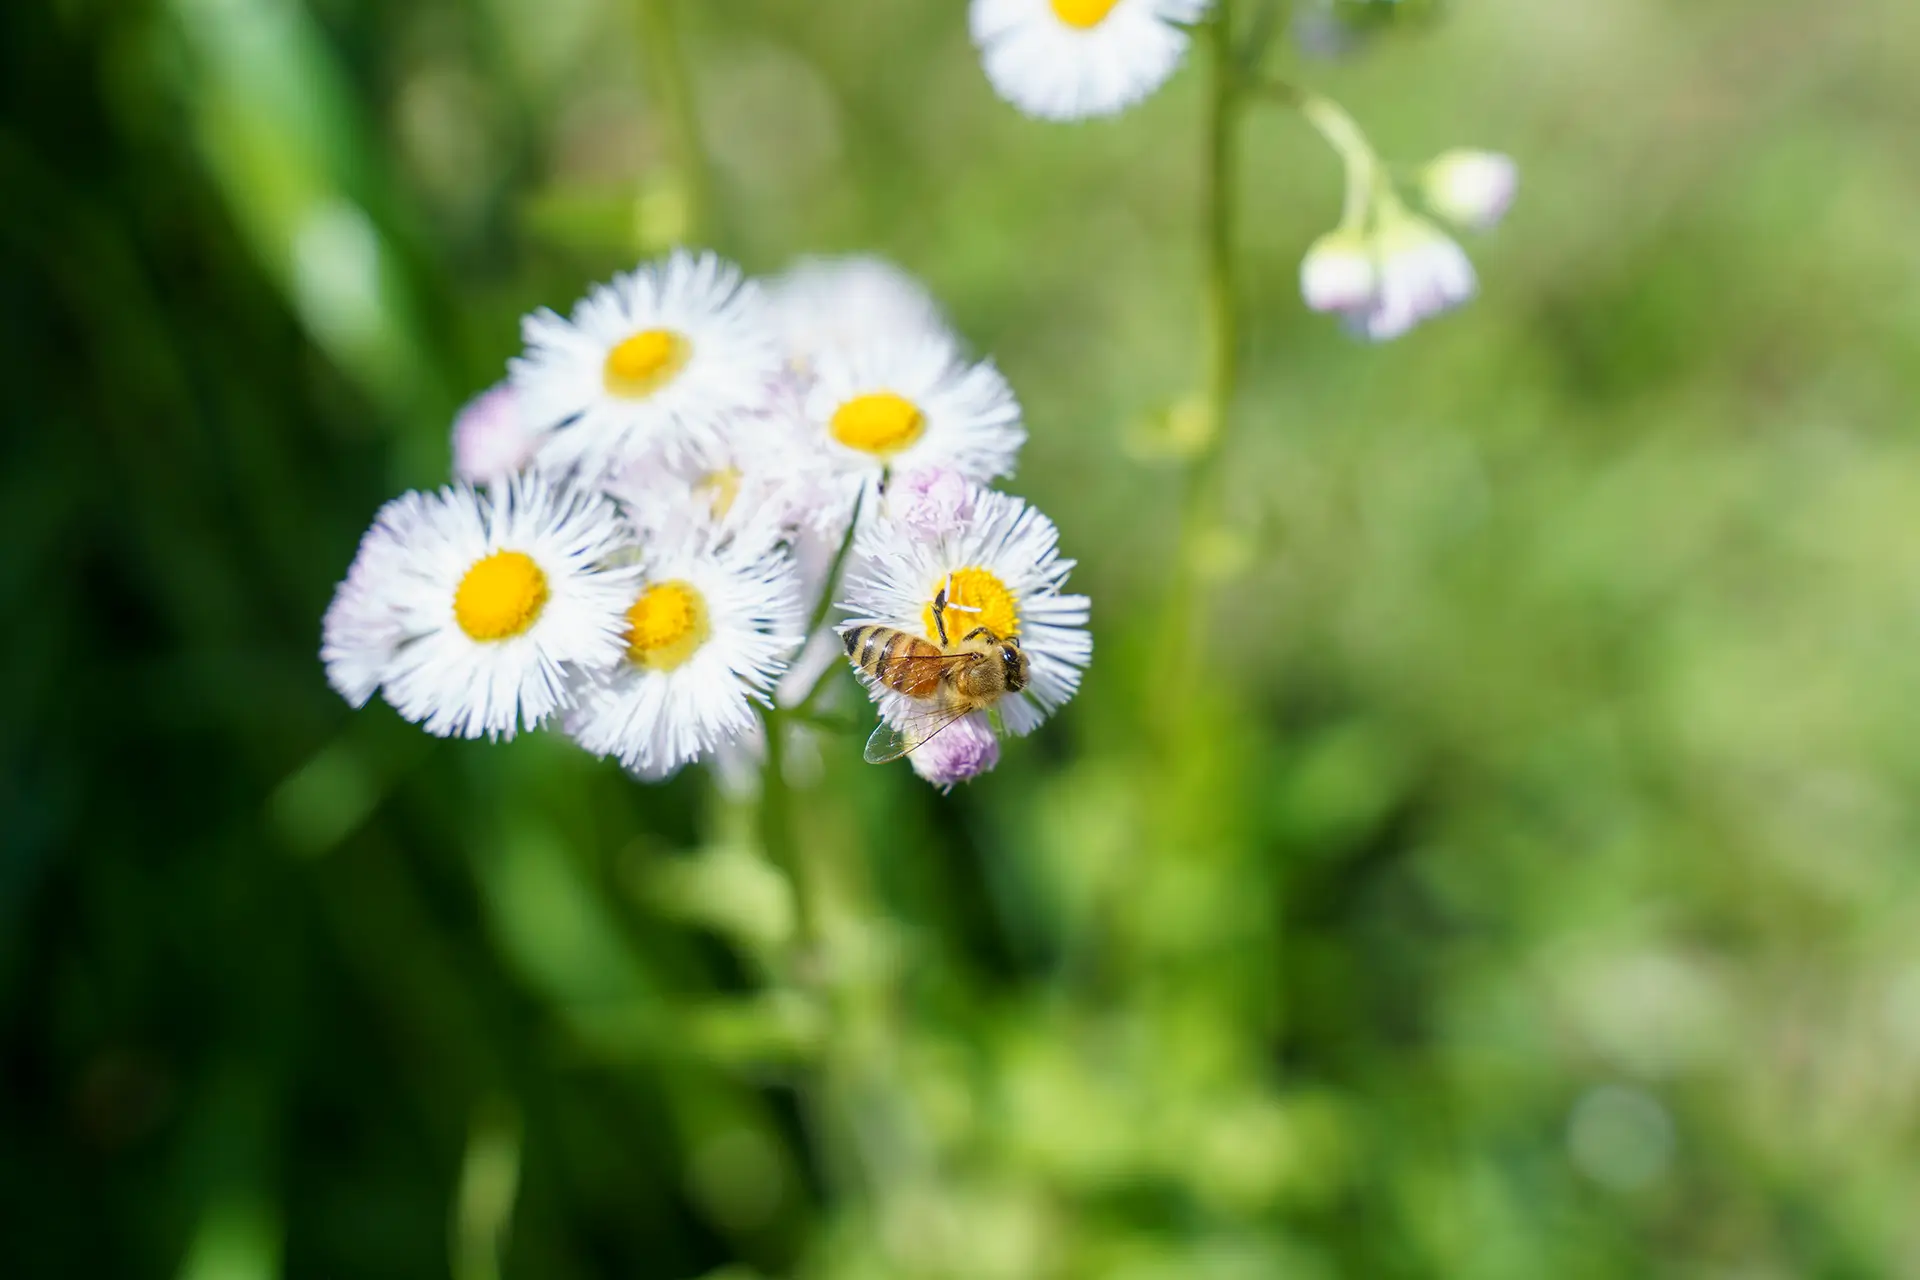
[7,0,1920,1276]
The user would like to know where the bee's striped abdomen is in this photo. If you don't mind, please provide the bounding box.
[842,625,946,700]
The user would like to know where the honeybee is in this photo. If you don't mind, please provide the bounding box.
[841,579,1030,763]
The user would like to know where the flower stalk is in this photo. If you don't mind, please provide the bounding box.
[1162,0,1244,716]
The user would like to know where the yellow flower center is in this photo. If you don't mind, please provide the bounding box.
[625,580,710,671]
[695,467,742,520]
[603,328,691,399]
[830,391,926,457]
[453,550,549,641]
[923,566,1020,644]
[1051,0,1122,29]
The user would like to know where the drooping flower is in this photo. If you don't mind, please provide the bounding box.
[1344,208,1478,342]
[564,521,805,779]
[1420,149,1518,233]
[1299,227,1377,315]
[970,0,1214,122]
[450,382,538,485]
[322,473,639,739]
[840,484,1090,744]
[1301,201,1478,342]
[510,249,782,478]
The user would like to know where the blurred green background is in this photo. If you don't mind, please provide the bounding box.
[8,0,1920,1275]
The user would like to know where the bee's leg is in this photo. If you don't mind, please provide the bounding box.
[932,582,951,646]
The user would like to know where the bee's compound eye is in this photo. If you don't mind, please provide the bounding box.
[1001,646,1017,665]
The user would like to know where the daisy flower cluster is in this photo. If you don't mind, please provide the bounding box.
[322,250,1091,790]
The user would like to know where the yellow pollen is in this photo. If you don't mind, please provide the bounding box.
[924,566,1020,644]
[603,328,691,399]
[453,551,549,641]
[625,580,710,671]
[830,391,926,457]
[695,467,743,520]
[1050,0,1122,28]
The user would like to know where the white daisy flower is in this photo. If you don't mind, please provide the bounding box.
[840,485,1091,741]
[322,491,433,709]
[764,255,954,372]
[510,249,782,478]
[603,397,834,552]
[970,0,1213,123]
[564,523,806,779]
[800,333,1023,523]
[323,473,640,740]
[450,382,539,485]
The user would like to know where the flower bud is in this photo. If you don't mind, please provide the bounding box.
[451,383,537,484]
[1420,149,1518,233]
[910,713,999,791]
[1299,228,1377,315]
[1346,212,1476,342]
[891,466,978,543]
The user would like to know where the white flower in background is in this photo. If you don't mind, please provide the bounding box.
[1299,227,1377,315]
[970,0,1214,122]
[765,256,954,372]
[801,333,1023,521]
[323,474,639,740]
[1420,149,1518,233]
[841,485,1090,740]
[450,382,538,485]
[564,523,805,779]
[510,249,782,478]
[910,712,1001,790]
[1345,209,1478,341]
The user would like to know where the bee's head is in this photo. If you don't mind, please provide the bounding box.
[1000,637,1029,694]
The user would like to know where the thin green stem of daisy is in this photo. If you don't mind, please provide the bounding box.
[756,706,817,953]
[1164,0,1242,682]
[634,0,710,237]
[1251,78,1381,228]
[791,489,866,720]
[1200,1,1240,473]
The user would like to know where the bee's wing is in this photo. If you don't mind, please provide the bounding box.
[863,701,973,764]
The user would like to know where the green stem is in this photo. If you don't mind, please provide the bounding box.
[756,707,816,952]
[1250,78,1381,227]
[635,0,710,238]
[755,489,868,954]
[791,488,866,720]
[1163,0,1242,693]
